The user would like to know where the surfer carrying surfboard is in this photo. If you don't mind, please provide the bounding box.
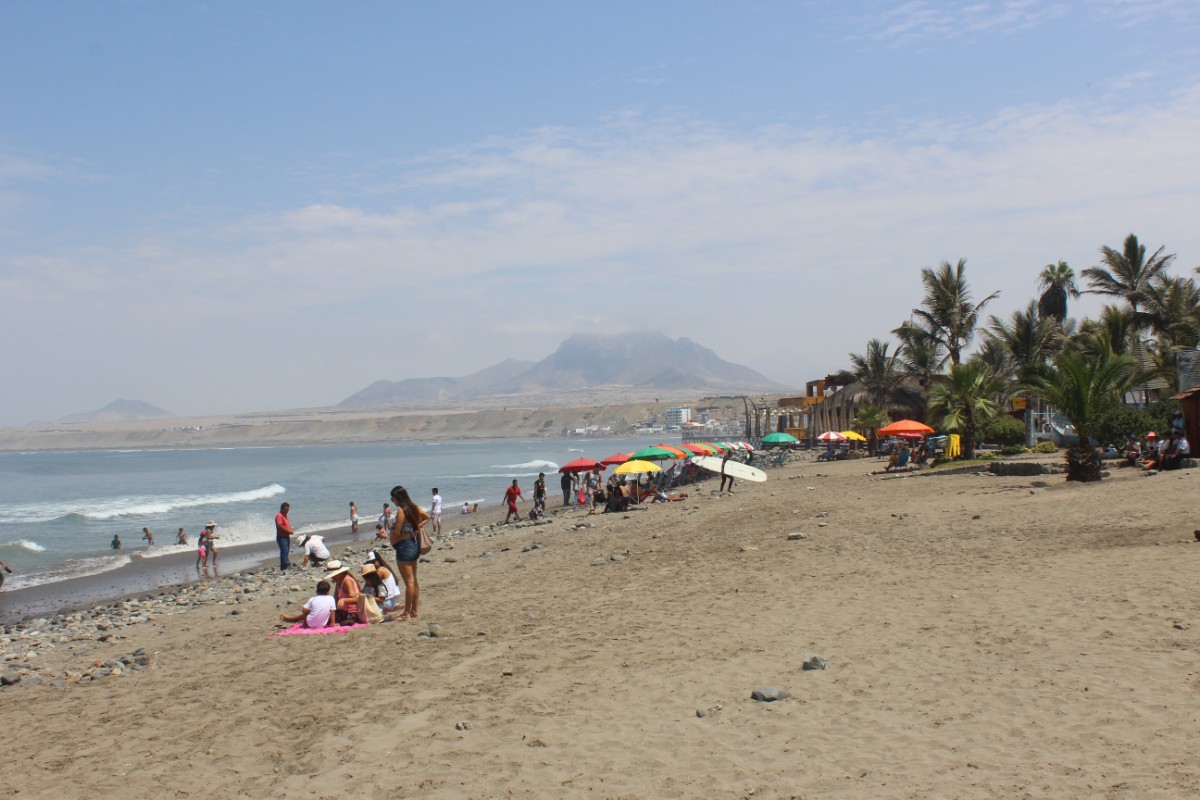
[720,451,735,494]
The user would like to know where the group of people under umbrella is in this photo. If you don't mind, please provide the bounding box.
[557,441,755,508]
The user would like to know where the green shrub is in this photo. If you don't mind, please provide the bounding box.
[1032,441,1059,453]
[978,414,1026,447]
[1091,399,1178,447]
[1001,444,1030,455]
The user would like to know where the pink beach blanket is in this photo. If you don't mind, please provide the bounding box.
[268,622,369,637]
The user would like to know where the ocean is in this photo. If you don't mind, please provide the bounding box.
[0,438,634,591]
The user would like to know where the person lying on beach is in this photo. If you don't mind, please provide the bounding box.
[279,580,336,628]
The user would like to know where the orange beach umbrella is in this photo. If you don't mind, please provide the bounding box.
[876,419,935,436]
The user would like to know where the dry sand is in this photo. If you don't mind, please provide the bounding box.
[3,455,1200,798]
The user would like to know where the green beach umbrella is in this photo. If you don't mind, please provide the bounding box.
[628,446,677,461]
[761,432,799,445]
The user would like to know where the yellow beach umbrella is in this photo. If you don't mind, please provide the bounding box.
[840,430,867,442]
[613,459,662,475]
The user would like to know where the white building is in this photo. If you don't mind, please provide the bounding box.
[666,406,691,427]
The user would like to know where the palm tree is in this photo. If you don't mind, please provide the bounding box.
[984,300,1063,445]
[852,404,889,456]
[928,362,1007,460]
[1135,274,1200,353]
[911,259,1000,366]
[1076,304,1138,357]
[1022,343,1138,482]
[848,339,902,407]
[1037,260,1080,324]
[893,320,948,399]
[1082,233,1176,314]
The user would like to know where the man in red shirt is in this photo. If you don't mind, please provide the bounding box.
[275,502,296,570]
[502,479,524,524]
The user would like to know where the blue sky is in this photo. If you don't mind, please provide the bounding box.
[2,1,1199,425]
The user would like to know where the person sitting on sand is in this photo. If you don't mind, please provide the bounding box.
[142,527,154,546]
[374,522,387,540]
[462,502,470,514]
[279,579,336,628]
[177,527,187,545]
[365,549,401,604]
[360,563,400,613]
[324,561,366,625]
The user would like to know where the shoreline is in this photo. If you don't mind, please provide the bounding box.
[0,493,548,624]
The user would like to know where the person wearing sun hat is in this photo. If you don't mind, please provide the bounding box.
[323,560,363,624]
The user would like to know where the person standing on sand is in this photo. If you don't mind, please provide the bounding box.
[204,521,220,566]
[195,528,208,569]
[503,479,524,523]
[720,451,735,494]
[111,534,122,549]
[389,486,431,621]
[274,502,296,570]
[430,488,443,536]
[141,527,154,546]
[561,471,572,506]
[585,466,602,514]
[534,473,547,513]
[0,558,13,591]
[349,502,359,534]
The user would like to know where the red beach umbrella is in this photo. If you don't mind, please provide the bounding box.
[678,443,711,457]
[599,452,632,466]
[559,458,603,473]
[654,444,691,459]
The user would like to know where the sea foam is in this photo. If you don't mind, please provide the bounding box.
[0,483,288,524]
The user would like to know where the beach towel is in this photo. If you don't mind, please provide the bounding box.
[267,622,369,637]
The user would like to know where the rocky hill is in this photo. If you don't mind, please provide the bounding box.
[339,333,780,408]
[59,399,172,424]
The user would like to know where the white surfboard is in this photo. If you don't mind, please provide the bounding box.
[690,455,767,483]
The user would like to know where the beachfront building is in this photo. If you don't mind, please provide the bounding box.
[666,406,691,427]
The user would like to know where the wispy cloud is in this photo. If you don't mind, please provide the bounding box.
[3,80,1198,418]
[864,0,1071,44]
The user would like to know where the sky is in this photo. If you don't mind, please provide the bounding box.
[2,0,1199,426]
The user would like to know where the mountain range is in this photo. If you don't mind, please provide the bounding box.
[339,333,782,408]
[59,399,172,424]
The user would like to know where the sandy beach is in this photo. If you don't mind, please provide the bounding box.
[3,453,1199,798]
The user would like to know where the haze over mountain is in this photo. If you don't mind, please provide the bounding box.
[59,399,172,424]
[339,333,783,408]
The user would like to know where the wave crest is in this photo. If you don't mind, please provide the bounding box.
[0,483,287,524]
[490,460,559,471]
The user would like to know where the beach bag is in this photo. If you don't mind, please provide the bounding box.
[417,524,432,556]
[360,594,384,624]
[577,489,587,505]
